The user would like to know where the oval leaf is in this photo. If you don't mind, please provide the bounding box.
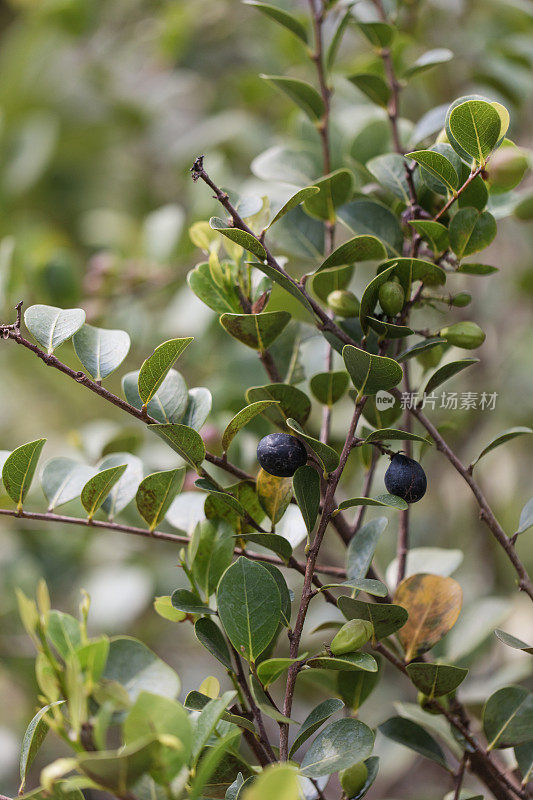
[123,368,189,424]
[256,469,293,525]
[41,457,95,511]
[315,235,386,273]
[73,324,131,380]
[3,438,46,511]
[149,423,206,468]
[378,717,448,769]
[394,573,463,662]
[343,345,403,396]
[448,100,502,163]
[216,556,281,662]
[220,311,291,351]
[483,686,533,749]
[300,718,375,778]
[136,469,185,531]
[24,305,85,354]
[138,338,193,406]
[222,400,279,452]
[423,358,479,395]
[261,74,325,121]
[286,418,339,474]
[338,596,408,640]
[470,426,533,469]
[81,464,127,521]
[293,465,321,534]
[406,663,468,698]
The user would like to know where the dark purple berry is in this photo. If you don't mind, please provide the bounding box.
[384,453,427,503]
[257,433,307,478]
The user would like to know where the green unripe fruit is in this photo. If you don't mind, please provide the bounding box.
[378,281,404,316]
[330,619,373,656]
[416,344,445,370]
[327,289,360,318]
[339,761,368,797]
[440,321,485,349]
[450,292,472,308]
[487,145,529,194]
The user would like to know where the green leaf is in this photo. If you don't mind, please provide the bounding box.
[204,480,263,535]
[456,262,498,276]
[250,675,296,724]
[471,426,533,468]
[348,74,390,108]
[261,74,325,121]
[515,497,533,538]
[303,169,354,222]
[448,100,502,164]
[103,636,181,702]
[241,765,300,800]
[367,154,411,203]
[73,324,131,381]
[316,235,387,273]
[516,742,533,785]
[312,264,354,302]
[286,418,339,474]
[80,465,127,521]
[137,338,193,406]
[409,221,449,255]
[483,686,533,749]
[343,345,403,396]
[24,305,85,354]
[99,453,143,520]
[338,494,408,511]
[149,423,205,468]
[123,692,191,784]
[293,465,320,535]
[153,595,186,623]
[397,337,447,363]
[306,652,378,672]
[136,469,185,531]
[318,578,387,597]
[423,358,479,395]
[184,691,255,734]
[171,589,215,615]
[240,532,293,561]
[220,311,291,350]
[364,428,429,445]
[123,369,189,424]
[190,690,237,761]
[338,597,408,639]
[449,208,497,258]
[300,718,375,778]
[378,717,448,769]
[356,21,395,48]
[188,262,241,314]
[195,618,233,669]
[404,48,453,77]
[189,518,235,596]
[406,663,468,699]
[346,517,387,582]
[338,199,403,256]
[338,669,381,714]
[366,318,413,340]
[268,186,319,227]
[3,438,46,511]
[216,557,281,661]
[257,470,293,525]
[210,217,267,260]
[310,371,349,406]
[41,457,95,511]
[406,150,459,193]
[246,383,311,427]
[256,656,307,689]
[222,400,279,452]
[289,698,344,758]
[20,702,65,793]
[244,1,308,42]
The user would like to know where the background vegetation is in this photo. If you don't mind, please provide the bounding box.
[0,0,532,796]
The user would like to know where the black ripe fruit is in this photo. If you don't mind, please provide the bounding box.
[384,453,427,503]
[257,433,307,478]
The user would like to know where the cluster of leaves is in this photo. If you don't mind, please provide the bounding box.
[5,0,533,799]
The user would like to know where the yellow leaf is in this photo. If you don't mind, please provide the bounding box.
[394,573,462,662]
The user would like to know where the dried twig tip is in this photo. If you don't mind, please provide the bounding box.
[190,155,205,181]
